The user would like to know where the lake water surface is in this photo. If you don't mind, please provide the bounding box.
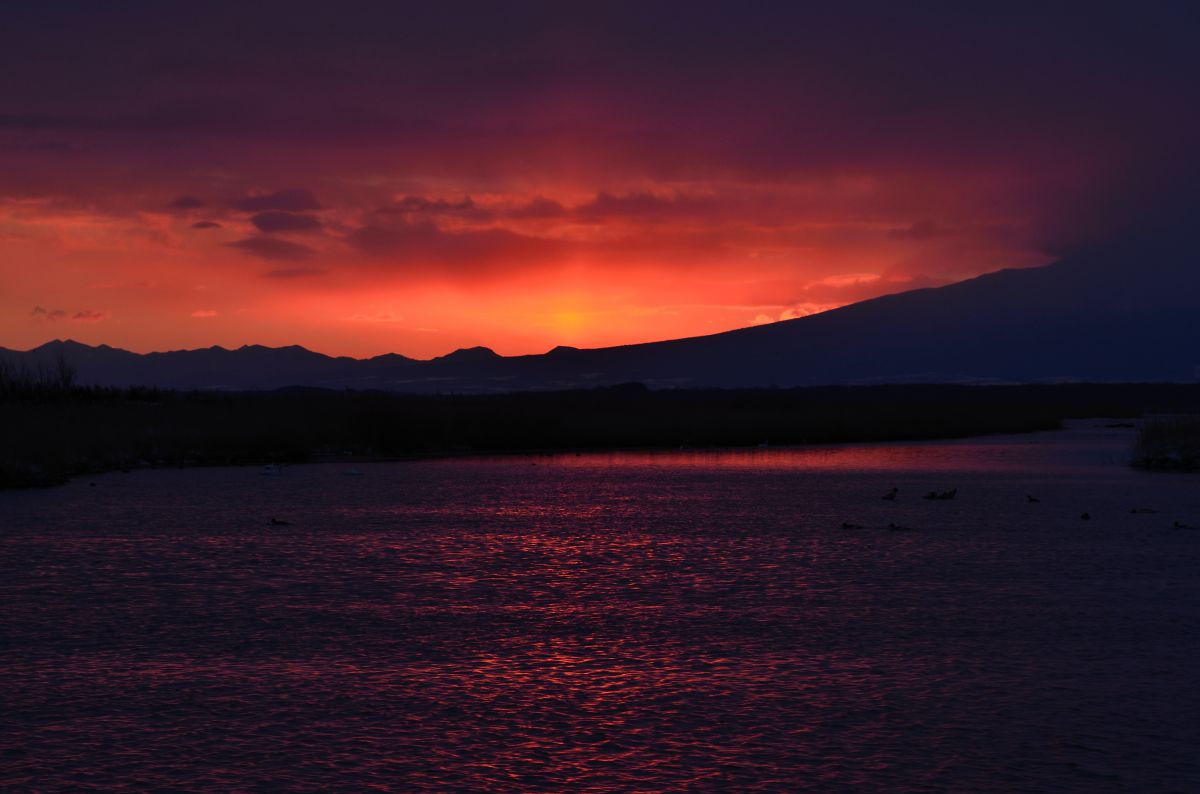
[2,423,1199,791]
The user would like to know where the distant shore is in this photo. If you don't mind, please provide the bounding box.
[3,382,1200,488]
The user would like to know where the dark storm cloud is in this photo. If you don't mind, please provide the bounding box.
[232,189,321,213]
[249,211,321,233]
[227,236,314,261]
[1028,163,1200,257]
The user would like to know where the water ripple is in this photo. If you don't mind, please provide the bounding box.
[2,426,1199,790]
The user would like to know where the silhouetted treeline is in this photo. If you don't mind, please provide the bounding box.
[3,381,1200,487]
[0,353,77,399]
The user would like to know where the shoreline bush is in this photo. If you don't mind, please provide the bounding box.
[1132,415,1200,471]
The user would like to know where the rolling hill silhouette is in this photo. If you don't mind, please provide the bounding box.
[5,239,1198,391]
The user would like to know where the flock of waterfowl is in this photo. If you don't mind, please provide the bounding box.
[837,487,1195,532]
[257,465,1195,531]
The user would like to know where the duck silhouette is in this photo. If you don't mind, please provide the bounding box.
[1026,494,1040,503]
[1080,512,1091,521]
[882,487,899,501]
[269,516,291,526]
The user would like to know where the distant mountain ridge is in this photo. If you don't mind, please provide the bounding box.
[4,242,1199,391]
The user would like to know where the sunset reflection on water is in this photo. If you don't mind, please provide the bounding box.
[2,425,1198,791]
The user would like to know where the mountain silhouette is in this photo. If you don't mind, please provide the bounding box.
[5,241,1198,391]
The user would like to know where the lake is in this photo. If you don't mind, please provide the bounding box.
[2,422,1198,791]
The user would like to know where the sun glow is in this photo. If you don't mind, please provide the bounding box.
[549,309,588,341]
[0,176,1053,358]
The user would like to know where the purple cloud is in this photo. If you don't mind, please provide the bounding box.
[263,267,325,279]
[345,221,564,271]
[506,196,569,220]
[168,195,205,210]
[227,236,314,261]
[575,191,718,220]
[395,195,476,213]
[250,211,321,233]
[31,306,66,321]
[233,189,321,213]
[888,221,947,241]
[31,306,109,323]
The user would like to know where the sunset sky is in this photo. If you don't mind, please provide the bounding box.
[2,3,1196,358]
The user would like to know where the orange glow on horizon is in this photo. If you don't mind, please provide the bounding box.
[0,179,1052,359]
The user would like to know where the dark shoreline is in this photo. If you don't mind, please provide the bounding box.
[4,382,1200,489]
[1132,414,1200,471]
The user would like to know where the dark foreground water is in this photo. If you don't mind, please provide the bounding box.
[2,423,1199,792]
